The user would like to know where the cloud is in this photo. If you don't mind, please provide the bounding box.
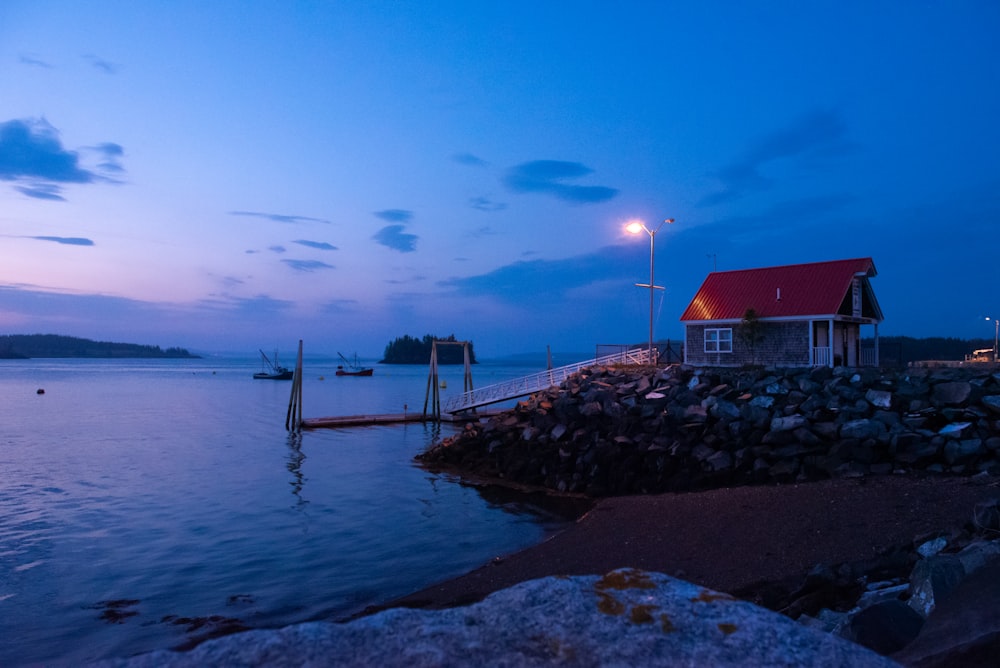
[319,298,360,315]
[229,210,331,225]
[374,209,413,223]
[89,142,125,173]
[30,236,95,246]
[469,195,506,212]
[269,245,286,253]
[502,160,618,204]
[466,225,496,238]
[0,118,124,200]
[453,152,488,167]
[83,54,119,74]
[439,244,639,303]
[699,110,853,206]
[15,183,66,201]
[293,239,338,251]
[373,224,419,252]
[19,54,52,68]
[0,119,94,183]
[281,259,335,272]
[386,274,427,285]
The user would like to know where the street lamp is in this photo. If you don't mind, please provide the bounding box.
[987,317,999,363]
[626,218,675,364]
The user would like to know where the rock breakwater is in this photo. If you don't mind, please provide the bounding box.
[419,364,1000,496]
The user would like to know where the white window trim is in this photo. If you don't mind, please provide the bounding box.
[705,327,733,353]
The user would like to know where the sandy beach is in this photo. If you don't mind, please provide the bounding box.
[370,474,1000,614]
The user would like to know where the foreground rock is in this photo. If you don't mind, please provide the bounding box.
[93,569,894,668]
[421,364,1000,496]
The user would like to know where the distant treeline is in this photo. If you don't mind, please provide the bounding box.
[0,334,199,359]
[380,334,477,365]
[862,336,992,366]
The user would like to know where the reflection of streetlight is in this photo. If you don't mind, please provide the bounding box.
[987,317,999,363]
[626,218,675,363]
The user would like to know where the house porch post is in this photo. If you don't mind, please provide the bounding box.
[874,323,879,367]
[809,320,814,366]
[828,318,835,367]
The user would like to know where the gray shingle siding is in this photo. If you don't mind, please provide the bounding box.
[685,321,811,367]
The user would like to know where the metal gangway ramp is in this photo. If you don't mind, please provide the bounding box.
[442,347,654,415]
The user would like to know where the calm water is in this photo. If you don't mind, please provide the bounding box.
[0,356,576,666]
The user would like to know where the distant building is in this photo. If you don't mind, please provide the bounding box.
[680,257,884,368]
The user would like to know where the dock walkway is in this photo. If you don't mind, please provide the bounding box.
[441,347,654,413]
[297,346,654,430]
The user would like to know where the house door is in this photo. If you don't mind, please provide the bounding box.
[834,324,860,366]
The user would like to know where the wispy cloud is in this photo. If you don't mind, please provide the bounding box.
[453,152,488,167]
[319,298,360,315]
[699,110,853,207]
[19,54,51,68]
[293,239,338,251]
[83,54,119,74]
[373,225,418,253]
[466,225,496,238]
[440,244,638,302]
[281,259,335,272]
[502,160,618,204]
[374,209,413,223]
[89,142,125,173]
[229,211,331,225]
[29,236,95,246]
[469,195,506,212]
[269,245,286,253]
[14,183,65,201]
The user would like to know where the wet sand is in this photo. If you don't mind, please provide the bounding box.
[368,475,1000,614]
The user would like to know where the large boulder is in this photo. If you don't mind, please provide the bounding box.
[94,570,896,668]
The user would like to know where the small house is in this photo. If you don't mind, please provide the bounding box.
[680,257,884,368]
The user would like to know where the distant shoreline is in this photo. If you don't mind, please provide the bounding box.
[0,334,200,359]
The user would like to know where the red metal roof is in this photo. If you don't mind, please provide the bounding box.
[680,257,877,322]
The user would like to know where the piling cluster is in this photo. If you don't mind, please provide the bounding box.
[418,364,1000,496]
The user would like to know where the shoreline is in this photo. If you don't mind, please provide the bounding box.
[358,473,1000,618]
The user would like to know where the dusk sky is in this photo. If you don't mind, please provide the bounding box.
[2,1,998,358]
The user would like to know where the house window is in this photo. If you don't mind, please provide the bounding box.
[705,328,733,353]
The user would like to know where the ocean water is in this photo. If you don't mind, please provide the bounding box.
[0,355,579,666]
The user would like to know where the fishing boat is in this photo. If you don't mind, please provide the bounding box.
[336,352,374,377]
[253,349,294,380]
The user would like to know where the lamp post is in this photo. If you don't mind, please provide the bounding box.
[988,317,999,363]
[626,218,674,364]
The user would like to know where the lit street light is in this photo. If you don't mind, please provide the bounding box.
[626,218,675,364]
[987,317,999,363]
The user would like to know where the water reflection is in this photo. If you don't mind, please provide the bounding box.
[285,432,306,506]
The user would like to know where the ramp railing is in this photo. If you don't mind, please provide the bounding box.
[443,346,653,414]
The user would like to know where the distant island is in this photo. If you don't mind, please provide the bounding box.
[0,334,199,359]
[380,334,477,365]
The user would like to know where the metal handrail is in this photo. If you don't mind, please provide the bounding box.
[443,347,652,414]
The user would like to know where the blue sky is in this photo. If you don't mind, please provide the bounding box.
[1,1,998,357]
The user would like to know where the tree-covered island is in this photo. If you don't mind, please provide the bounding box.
[380,334,477,364]
[0,334,199,359]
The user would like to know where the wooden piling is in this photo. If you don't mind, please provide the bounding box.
[285,339,303,431]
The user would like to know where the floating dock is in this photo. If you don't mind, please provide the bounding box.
[302,408,506,429]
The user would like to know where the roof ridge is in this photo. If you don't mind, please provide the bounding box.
[707,257,872,276]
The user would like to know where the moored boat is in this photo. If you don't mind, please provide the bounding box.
[336,352,374,377]
[254,349,294,380]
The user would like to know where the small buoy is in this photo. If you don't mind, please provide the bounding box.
[318,375,325,381]
[439,380,447,389]
[36,388,45,395]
